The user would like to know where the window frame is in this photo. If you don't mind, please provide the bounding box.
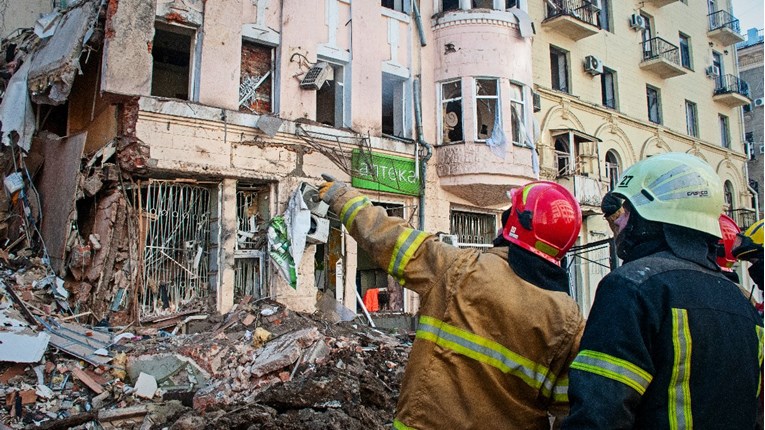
[679,32,693,69]
[598,0,612,32]
[601,67,617,109]
[719,114,731,149]
[315,60,347,129]
[685,100,698,138]
[646,85,662,125]
[605,150,621,190]
[550,45,570,94]
[381,72,411,139]
[440,79,464,145]
[151,22,198,101]
[474,77,500,142]
[509,81,525,146]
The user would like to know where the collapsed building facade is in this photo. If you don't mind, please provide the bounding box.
[0,0,758,327]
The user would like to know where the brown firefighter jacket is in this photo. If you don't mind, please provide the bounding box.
[323,184,585,430]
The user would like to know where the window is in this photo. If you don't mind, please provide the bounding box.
[605,150,621,190]
[723,180,734,209]
[443,0,461,11]
[646,85,662,124]
[598,0,611,31]
[601,68,617,109]
[382,0,408,13]
[555,137,572,176]
[550,46,569,93]
[506,0,518,7]
[712,51,723,89]
[685,100,698,137]
[239,40,273,114]
[472,0,494,8]
[719,114,730,149]
[382,73,409,138]
[509,82,525,146]
[450,210,497,250]
[679,33,692,69]
[744,103,752,113]
[441,80,463,144]
[316,62,344,128]
[475,78,499,141]
[151,24,195,100]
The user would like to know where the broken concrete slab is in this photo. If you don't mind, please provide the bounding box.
[134,372,158,399]
[126,353,210,388]
[0,331,50,363]
[249,327,321,378]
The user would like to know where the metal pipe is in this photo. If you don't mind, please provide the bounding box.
[412,0,427,47]
[413,78,432,230]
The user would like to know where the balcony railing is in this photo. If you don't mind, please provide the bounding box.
[545,0,600,27]
[642,37,680,64]
[714,74,749,97]
[726,208,758,230]
[708,10,740,33]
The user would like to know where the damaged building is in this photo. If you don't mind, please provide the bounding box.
[0,0,758,325]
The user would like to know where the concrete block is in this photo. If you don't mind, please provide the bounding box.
[134,372,157,399]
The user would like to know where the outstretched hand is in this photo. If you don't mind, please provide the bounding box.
[319,173,338,200]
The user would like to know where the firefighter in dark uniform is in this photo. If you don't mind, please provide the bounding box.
[563,153,764,429]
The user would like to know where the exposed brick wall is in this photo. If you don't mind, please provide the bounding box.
[240,41,273,114]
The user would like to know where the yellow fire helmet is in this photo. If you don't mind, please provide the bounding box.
[731,219,764,261]
[611,152,723,238]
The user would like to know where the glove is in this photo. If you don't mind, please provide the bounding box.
[318,173,344,202]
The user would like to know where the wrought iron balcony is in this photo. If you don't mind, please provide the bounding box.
[726,208,758,230]
[542,0,600,41]
[713,74,751,107]
[639,37,686,79]
[708,10,745,46]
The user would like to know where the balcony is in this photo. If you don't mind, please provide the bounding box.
[639,37,687,79]
[708,10,745,46]
[713,74,751,108]
[554,154,608,216]
[726,208,758,230]
[641,0,683,7]
[542,0,600,41]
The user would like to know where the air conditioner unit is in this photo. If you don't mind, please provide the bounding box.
[300,62,331,90]
[532,92,542,112]
[306,215,330,244]
[437,234,459,246]
[584,55,604,75]
[299,182,329,217]
[586,0,602,11]
[705,65,721,78]
[629,14,646,30]
[755,98,765,107]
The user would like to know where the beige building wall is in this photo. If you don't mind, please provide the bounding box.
[0,0,51,39]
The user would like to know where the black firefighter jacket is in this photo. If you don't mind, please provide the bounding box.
[563,247,764,429]
[322,184,585,430]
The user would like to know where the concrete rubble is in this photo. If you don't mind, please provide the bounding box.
[0,255,412,429]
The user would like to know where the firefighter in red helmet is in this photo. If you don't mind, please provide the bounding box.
[319,175,584,429]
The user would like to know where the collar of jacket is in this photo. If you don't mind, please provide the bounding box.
[494,244,571,295]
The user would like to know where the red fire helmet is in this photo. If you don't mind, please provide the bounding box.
[502,181,582,265]
[717,214,740,271]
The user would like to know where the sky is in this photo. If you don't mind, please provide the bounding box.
[732,0,764,33]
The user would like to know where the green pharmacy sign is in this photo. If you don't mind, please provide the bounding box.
[351,149,420,196]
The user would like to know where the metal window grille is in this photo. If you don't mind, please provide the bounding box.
[450,210,496,250]
[235,189,267,299]
[140,181,212,316]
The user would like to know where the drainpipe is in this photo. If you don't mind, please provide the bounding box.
[732,43,760,220]
[413,78,432,230]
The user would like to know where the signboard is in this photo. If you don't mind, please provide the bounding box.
[351,149,420,196]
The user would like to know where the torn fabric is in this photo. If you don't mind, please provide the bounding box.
[0,61,36,151]
[268,216,297,289]
[485,103,507,159]
[28,1,98,105]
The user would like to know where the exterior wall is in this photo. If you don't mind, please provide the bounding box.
[0,0,51,39]
[529,0,755,313]
[739,40,764,214]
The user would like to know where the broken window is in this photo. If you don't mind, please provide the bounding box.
[235,185,269,300]
[441,80,463,144]
[382,73,409,138]
[382,0,409,13]
[140,181,212,316]
[239,40,273,114]
[472,0,494,8]
[555,137,572,177]
[646,85,662,124]
[475,78,499,141]
[550,46,569,93]
[316,62,344,128]
[357,203,406,313]
[151,24,195,100]
[450,210,496,251]
[509,82,525,146]
[553,129,599,177]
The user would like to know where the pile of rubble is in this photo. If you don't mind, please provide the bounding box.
[0,258,411,430]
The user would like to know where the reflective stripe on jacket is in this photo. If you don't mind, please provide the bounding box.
[325,185,585,430]
[563,251,764,429]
